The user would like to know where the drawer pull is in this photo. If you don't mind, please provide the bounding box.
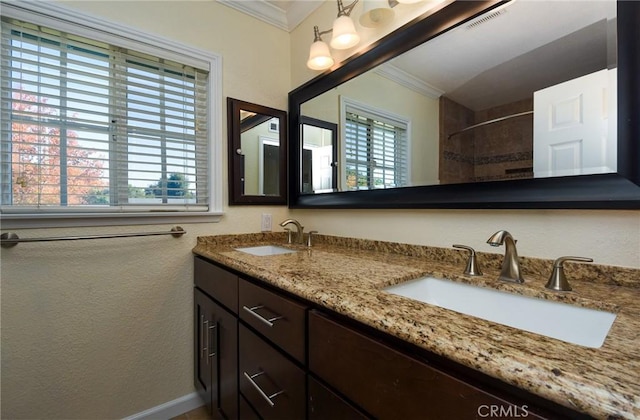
[243,370,284,407]
[243,305,285,327]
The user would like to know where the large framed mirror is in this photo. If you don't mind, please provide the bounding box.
[288,0,639,209]
[228,97,287,205]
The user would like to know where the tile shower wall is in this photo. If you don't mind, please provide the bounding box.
[440,97,533,183]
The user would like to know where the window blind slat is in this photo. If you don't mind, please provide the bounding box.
[344,108,408,190]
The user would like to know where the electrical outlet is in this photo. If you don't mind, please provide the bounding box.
[261,213,272,232]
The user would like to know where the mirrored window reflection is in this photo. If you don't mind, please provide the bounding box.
[344,108,409,191]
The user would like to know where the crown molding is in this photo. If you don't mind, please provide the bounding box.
[217,0,323,32]
[375,63,444,99]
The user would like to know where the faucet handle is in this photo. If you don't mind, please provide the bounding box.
[545,256,593,292]
[452,244,483,276]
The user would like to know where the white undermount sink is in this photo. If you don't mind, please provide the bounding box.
[235,245,296,256]
[383,277,616,348]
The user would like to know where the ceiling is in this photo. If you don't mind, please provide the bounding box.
[388,0,616,110]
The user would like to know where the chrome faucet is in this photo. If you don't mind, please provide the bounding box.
[279,219,304,244]
[486,230,524,283]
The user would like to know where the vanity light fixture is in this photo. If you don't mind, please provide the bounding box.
[306,0,360,71]
[306,0,426,70]
[330,0,361,49]
[307,26,335,70]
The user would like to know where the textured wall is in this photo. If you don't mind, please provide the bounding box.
[0,1,291,418]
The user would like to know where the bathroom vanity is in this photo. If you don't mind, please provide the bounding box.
[193,233,640,419]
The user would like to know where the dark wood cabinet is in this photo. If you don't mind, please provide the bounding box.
[309,310,546,420]
[193,257,239,419]
[193,256,581,420]
[194,288,214,411]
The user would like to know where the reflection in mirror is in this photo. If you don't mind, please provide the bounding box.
[228,97,287,205]
[301,116,337,193]
[299,0,617,194]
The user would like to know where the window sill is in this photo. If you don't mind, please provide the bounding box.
[0,211,224,230]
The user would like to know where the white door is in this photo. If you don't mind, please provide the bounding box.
[533,69,617,178]
[312,145,334,193]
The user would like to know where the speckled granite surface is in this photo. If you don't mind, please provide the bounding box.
[193,233,640,419]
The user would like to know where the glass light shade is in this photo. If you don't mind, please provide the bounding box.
[307,40,334,70]
[330,15,360,49]
[359,0,395,28]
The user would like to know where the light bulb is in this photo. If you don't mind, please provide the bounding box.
[307,40,334,70]
[330,15,360,49]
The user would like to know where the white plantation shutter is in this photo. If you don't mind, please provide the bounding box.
[0,16,210,213]
[344,103,408,191]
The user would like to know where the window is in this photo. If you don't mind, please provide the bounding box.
[0,3,221,224]
[341,98,409,191]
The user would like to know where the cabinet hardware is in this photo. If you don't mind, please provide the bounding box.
[243,305,285,327]
[243,371,284,407]
[209,322,218,357]
[204,319,209,364]
[200,315,207,359]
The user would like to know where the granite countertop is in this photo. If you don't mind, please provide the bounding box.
[193,233,640,419]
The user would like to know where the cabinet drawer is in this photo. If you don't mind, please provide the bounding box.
[194,257,238,313]
[238,278,306,363]
[309,311,536,420]
[239,394,260,420]
[239,324,306,420]
[308,376,368,420]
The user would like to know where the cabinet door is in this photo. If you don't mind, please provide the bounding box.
[195,288,239,420]
[194,288,216,412]
[215,300,238,420]
[309,311,539,420]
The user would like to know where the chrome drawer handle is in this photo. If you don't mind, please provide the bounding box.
[243,371,284,407]
[242,305,285,327]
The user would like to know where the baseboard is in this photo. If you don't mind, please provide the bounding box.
[123,392,205,420]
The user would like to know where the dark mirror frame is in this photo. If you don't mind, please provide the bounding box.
[228,97,288,205]
[288,0,639,209]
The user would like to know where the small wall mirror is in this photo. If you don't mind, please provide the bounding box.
[227,97,287,205]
